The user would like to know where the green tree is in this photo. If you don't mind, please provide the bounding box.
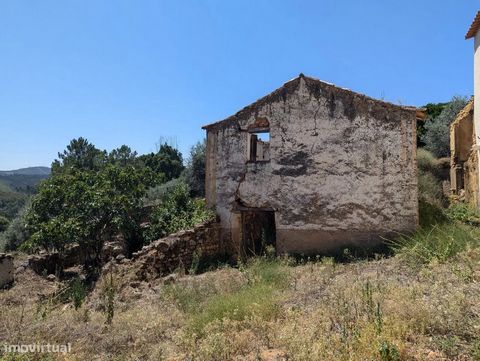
[139,143,184,181]
[0,215,9,232]
[185,140,206,197]
[51,137,107,175]
[0,207,30,251]
[417,102,447,147]
[24,165,155,263]
[108,145,138,167]
[421,96,468,157]
[144,182,212,243]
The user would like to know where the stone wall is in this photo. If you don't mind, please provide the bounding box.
[204,75,418,255]
[450,99,478,207]
[465,150,479,208]
[28,238,127,276]
[131,218,224,280]
[0,253,14,288]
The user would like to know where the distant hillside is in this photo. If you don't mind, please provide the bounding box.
[0,167,50,220]
[0,166,51,176]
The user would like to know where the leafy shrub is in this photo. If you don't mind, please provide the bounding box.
[144,182,213,243]
[56,278,88,310]
[0,208,30,252]
[417,102,447,147]
[446,202,480,226]
[421,96,468,158]
[184,140,206,197]
[143,177,184,207]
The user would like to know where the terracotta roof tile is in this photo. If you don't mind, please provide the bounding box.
[466,11,480,39]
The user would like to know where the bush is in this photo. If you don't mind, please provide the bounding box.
[143,177,185,207]
[184,140,206,197]
[421,96,468,158]
[0,208,30,252]
[144,182,213,243]
[446,202,480,226]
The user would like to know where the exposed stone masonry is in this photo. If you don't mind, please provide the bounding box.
[131,218,224,280]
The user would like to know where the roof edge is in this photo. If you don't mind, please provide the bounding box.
[466,11,480,39]
[202,75,420,131]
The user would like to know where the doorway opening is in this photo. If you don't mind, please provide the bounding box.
[241,210,276,256]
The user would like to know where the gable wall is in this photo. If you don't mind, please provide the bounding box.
[206,78,418,254]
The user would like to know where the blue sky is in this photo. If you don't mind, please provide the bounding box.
[0,0,478,170]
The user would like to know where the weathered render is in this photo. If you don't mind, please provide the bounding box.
[203,75,418,255]
[465,11,480,208]
[450,99,478,206]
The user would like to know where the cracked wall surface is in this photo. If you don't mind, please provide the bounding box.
[204,75,418,255]
[450,99,478,207]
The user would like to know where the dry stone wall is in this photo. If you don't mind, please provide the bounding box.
[131,218,224,280]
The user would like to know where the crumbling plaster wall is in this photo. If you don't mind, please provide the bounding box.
[206,76,418,254]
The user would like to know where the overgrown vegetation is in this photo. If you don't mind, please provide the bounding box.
[0,206,30,252]
[3,137,208,269]
[3,242,480,360]
[392,148,480,267]
[421,96,468,158]
[3,95,480,359]
[416,148,447,208]
[144,182,213,243]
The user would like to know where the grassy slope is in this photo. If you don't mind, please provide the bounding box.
[0,146,476,359]
[1,238,480,361]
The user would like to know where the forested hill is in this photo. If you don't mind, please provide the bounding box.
[0,167,51,222]
[0,166,51,176]
[0,167,51,194]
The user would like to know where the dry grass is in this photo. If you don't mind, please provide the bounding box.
[1,249,480,360]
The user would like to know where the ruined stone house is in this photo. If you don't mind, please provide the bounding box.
[451,12,480,207]
[450,99,477,206]
[202,74,419,255]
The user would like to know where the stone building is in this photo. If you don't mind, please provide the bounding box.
[450,99,477,206]
[453,11,480,207]
[203,74,419,255]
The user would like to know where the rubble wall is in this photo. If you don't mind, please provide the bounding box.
[131,219,224,279]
